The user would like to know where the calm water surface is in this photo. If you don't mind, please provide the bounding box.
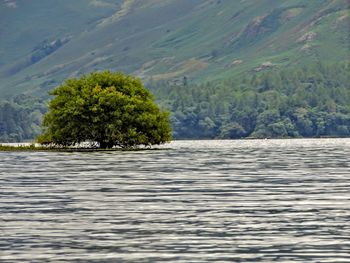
[1,139,350,262]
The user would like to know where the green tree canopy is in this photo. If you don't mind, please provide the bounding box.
[38,71,171,148]
[152,61,350,139]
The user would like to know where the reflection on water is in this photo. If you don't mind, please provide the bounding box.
[1,139,350,262]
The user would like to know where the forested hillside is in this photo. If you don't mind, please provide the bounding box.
[0,96,46,142]
[153,62,350,139]
[0,0,349,142]
[3,62,348,142]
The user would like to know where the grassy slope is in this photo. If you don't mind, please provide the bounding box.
[0,0,349,98]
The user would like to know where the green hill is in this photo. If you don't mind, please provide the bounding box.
[1,0,349,98]
[0,0,349,142]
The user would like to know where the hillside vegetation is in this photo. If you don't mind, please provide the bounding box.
[1,62,349,142]
[0,0,349,141]
[0,0,349,97]
[153,62,350,139]
[0,96,46,142]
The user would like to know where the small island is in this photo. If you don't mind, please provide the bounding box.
[1,71,172,151]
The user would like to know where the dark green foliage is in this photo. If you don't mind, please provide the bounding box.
[2,63,349,142]
[153,62,350,139]
[38,71,172,148]
[0,96,46,142]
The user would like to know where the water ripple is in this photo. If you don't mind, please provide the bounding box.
[1,139,350,262]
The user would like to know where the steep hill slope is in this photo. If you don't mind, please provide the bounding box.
[0,0,349,98]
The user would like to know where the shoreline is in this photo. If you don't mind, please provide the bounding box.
[1,138,350,152]
[0,144,166,152]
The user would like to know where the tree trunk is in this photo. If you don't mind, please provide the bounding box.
[99,141,113,149]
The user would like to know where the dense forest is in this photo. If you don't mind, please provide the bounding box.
[152,62,350,139]
[0,96,46,142]
[0,62,349,142]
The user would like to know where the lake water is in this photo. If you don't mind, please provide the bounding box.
[1,139,350,262]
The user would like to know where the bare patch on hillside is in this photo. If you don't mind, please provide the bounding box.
[298,32,317,43]
[254,61,277,72]
[137,0,169,9]
[3,0,17,8]
[97,0,135,27]
[89,0,116,8]
[297,1,348,33]
[335,11,350,29]
[225,60,243,69]
[133,60,157,78]
[280,7,304,23]
[151,58,209,81]
[231,6,306,48]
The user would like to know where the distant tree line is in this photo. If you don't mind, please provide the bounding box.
[0,96,46,142]
[152,62,350,139]
[0,62,349,142]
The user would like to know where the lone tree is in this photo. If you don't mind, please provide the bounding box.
[38,71,171,148]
